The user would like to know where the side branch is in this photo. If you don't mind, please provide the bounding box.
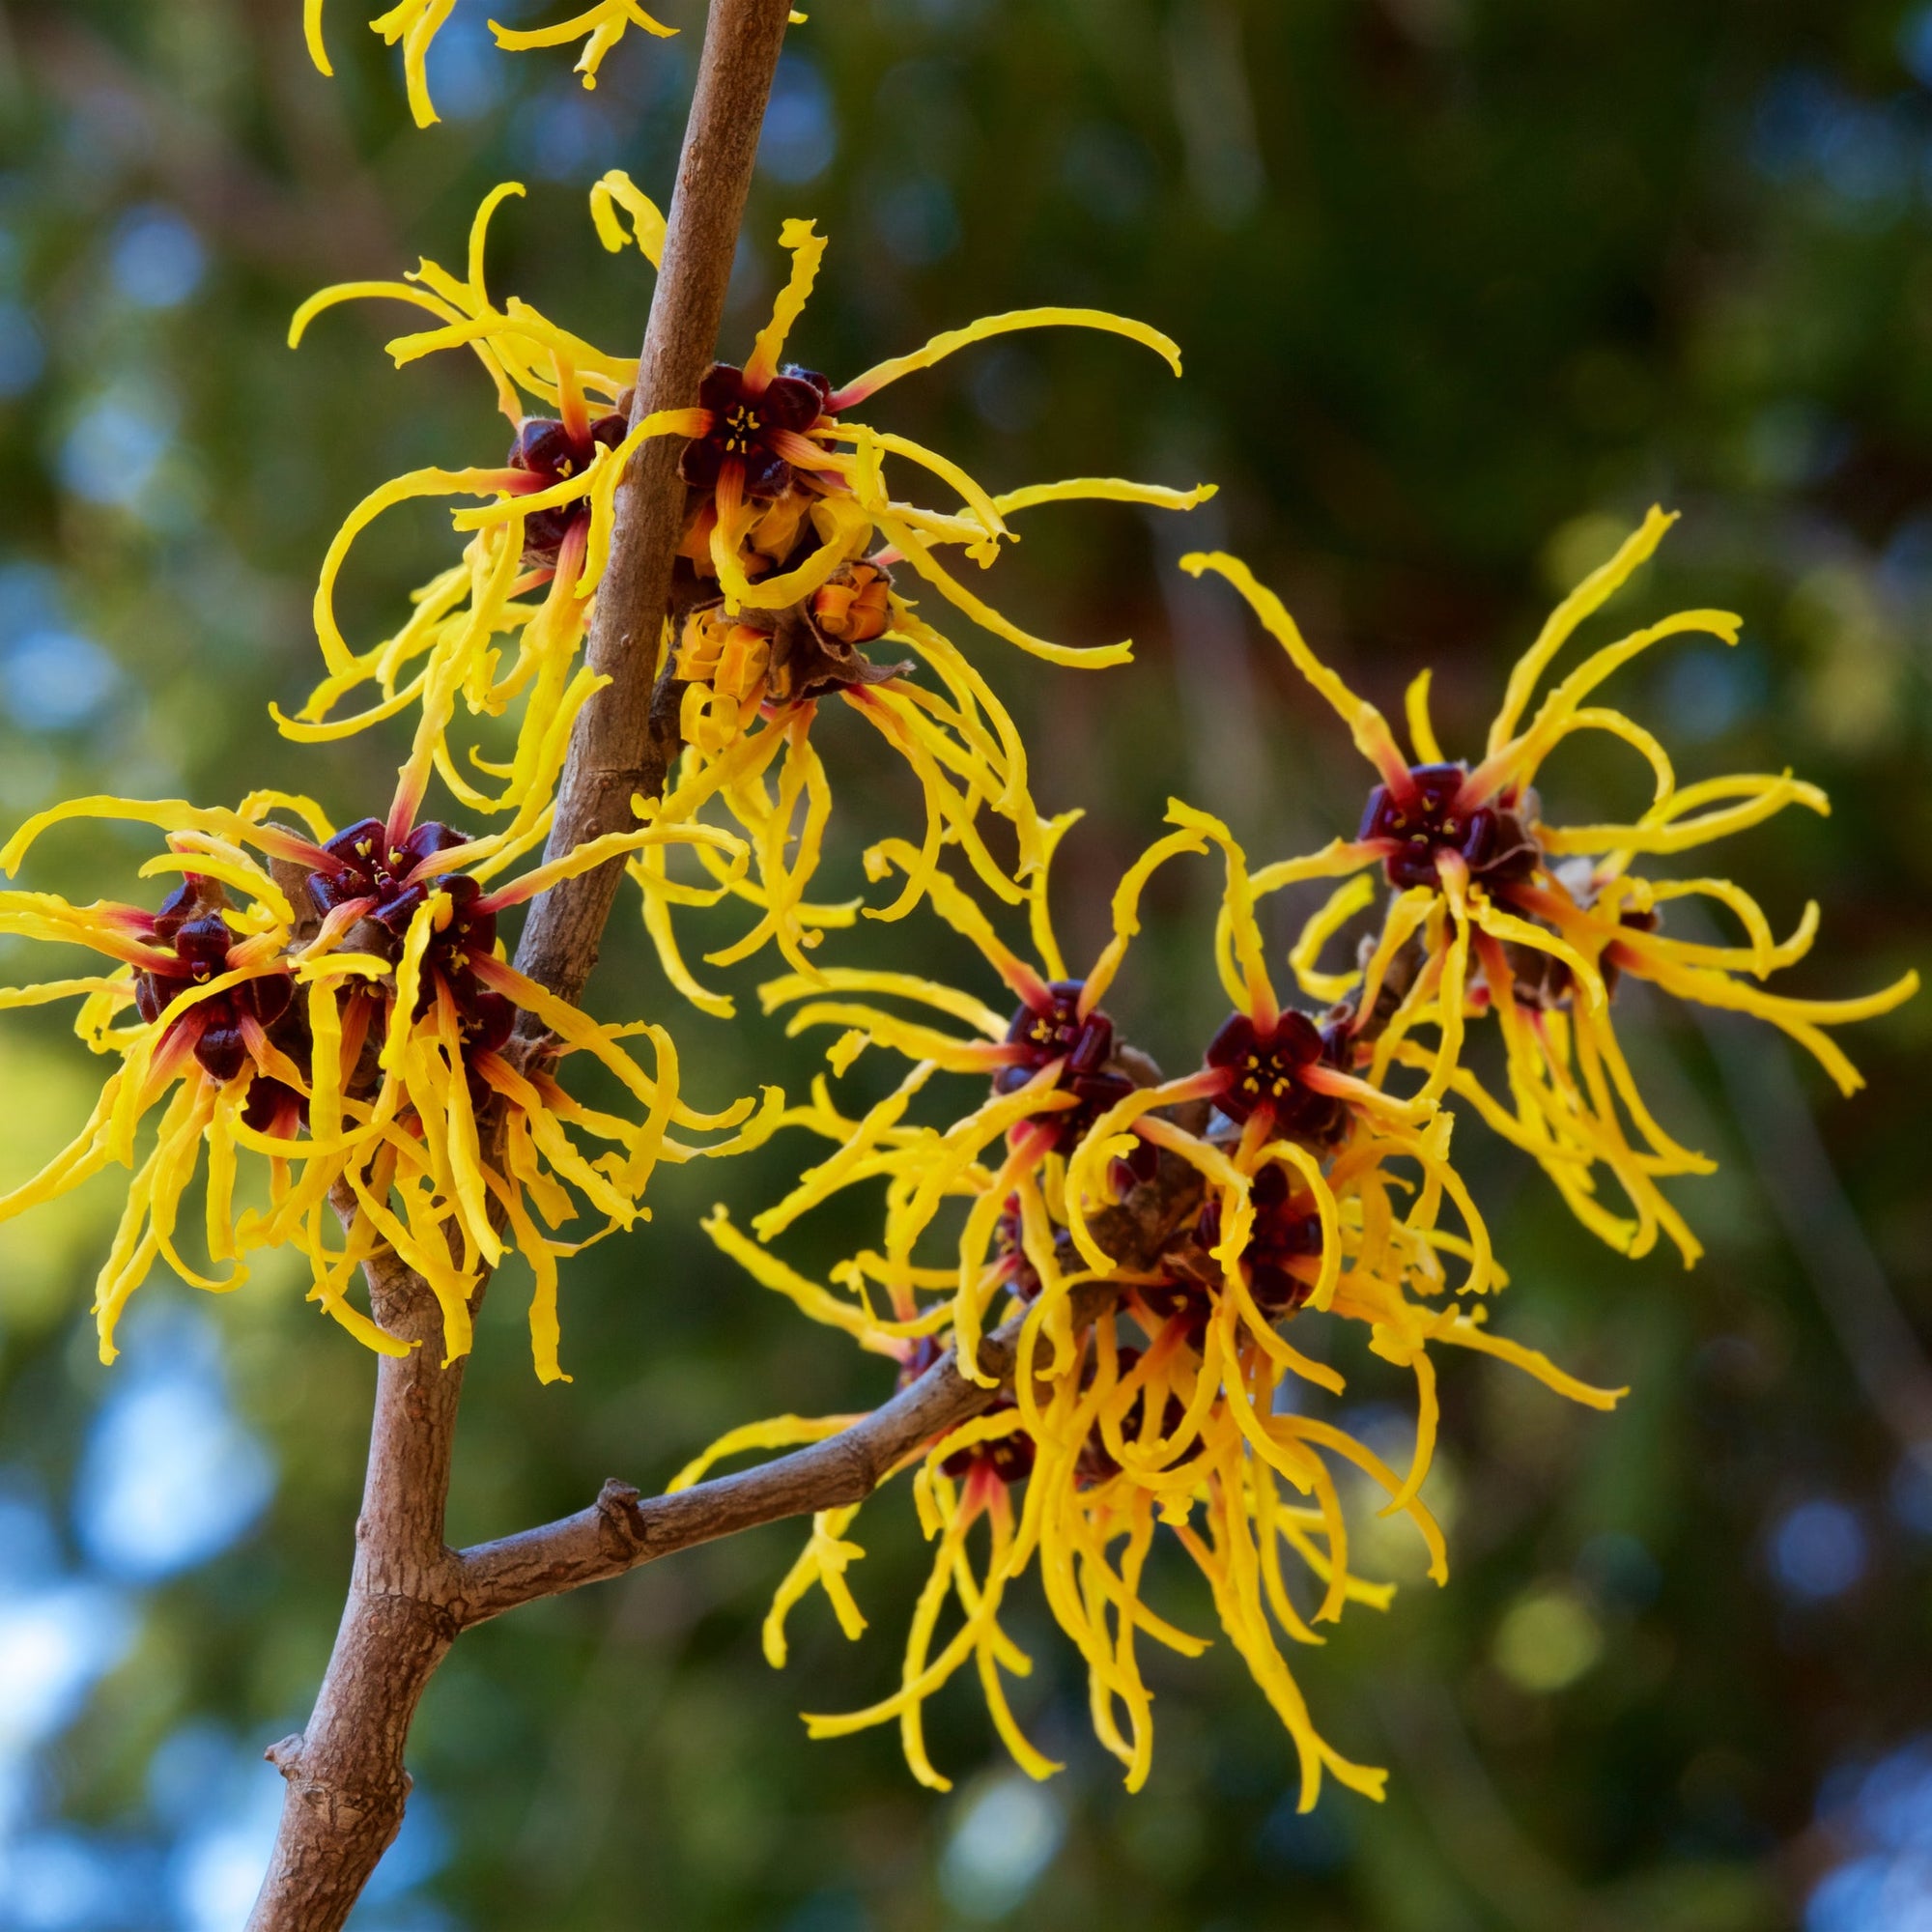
[454,1154,1208,1625]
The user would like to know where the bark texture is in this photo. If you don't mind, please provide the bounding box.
[246,1246,468,1928]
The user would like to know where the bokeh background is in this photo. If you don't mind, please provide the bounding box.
[0,0,1929,1925]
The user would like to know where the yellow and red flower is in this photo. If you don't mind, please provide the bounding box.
[0,770,766,1378]
[288,179,1210,990]
[1184,513,1919,1263]
[686,803,1624,1801]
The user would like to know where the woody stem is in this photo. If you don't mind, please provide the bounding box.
[510,0,793,1009]
[243,6,794,1926]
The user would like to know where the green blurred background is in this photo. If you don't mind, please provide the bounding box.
[0,0,1929,1925]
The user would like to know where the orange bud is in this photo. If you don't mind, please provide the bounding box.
[812,562,892,643]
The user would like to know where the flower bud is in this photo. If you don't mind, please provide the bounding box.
[811,562,893,643]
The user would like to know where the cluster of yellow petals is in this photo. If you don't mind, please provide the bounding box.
[686,814,1627,1803]
[11,11,1916,1818]
[0,782,771,1378]
[287,177,1209,1001]
[669,516,1917,1802]
[1185,511,1919,1264]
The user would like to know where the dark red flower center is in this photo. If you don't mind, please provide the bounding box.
[1360,761,1538,896]
[1205,1009,1348,1140]
[991,979,1136,1143]
[134,880,294,1086]
[417,874,514,1058]
[304,820,512,1062]
[1359,760,1539,892]
[1075,1346,1188,1486]
[242,1077,307,1137]
[939,1397,1037,1486]
[892,1340,1035,1486]
[307,818,471,940]
[680,361,832,501]
[1194,1161,1322,1317]
[508,410,628,567]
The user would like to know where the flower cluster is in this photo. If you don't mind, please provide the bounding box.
[289,178,1208,998]
[679,515,1915,1804]
[1182,510,1918,1264]
[2,15,1913,1819]
[0,772,767,1377]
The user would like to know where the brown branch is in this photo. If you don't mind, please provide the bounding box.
[453,1152,1208,1626]
[511,0,791,1009]
[247,1247,467,1928]
[245,6,795,1926]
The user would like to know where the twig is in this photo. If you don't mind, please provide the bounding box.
[454,1152,1208,1624]
[244,6,794,1924]
[245,1240,469,1930]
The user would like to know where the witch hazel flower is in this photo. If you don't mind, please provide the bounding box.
[1184,513,1918,1264]
[0,762,770,1378]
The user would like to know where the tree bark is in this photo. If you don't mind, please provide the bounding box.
[246,1250,466,1927]
[245,4,794,1922]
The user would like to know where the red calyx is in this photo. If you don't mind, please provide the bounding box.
[419,874,514,1059]
[1358,760,1539,892]
[1195,1162,1322,1317]
[305,818,471,946]
[1204,1008,1348,1140]
[680,361,832,500]
[1074,1347,1188,1486]
[991,980,1136,1145]
[304,820,512,1070]
[940,1399,1037,1485]
[508,410,628,567]
[135,881,294,1085]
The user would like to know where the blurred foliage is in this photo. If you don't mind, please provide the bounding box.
[0,0,1929,1926]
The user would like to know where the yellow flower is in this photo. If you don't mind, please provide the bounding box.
[641,579,1065,1005]
[285,177,700,825]
[753,811,1212,1378]
[1057,802,1494,1340]
[288,180,1213,992]
[0,800,340,1361]
[303,0,675,129]
[673,795,1628,1801]
[1184,511,1919,1264]
[693,1075,1622,1802]
[0,773,769,1378]
[668,215,1201,668]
